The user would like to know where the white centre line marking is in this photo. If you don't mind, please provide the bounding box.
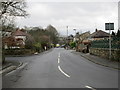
[58,65,70,78]
[85,86,96,90]
[57,52,70,78]
[58,58,60,64]
[58,53,60,58]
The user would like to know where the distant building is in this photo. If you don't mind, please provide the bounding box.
[68,35,74,42]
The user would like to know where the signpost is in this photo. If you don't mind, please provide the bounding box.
[105,23,114,60]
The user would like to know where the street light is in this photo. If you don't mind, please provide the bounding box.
[67,26,68,37]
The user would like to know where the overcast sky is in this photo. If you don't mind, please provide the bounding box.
[16,0,119,36]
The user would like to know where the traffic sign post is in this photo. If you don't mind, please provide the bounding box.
[105,23,114,60]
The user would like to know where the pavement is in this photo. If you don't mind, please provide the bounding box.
[72,51,120,70]
[2,48,118,88]
[0,59,23,75]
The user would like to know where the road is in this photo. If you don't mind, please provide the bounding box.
[2,48,118,88]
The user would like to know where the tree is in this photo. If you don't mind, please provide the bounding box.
[117,29,120,37]
[25,33,35,50]
[28,25,59,50]
[45,25,59,46]
[28,27,51,50]
[70,41,76,49]
[1,16,17,37]
[0,0,28,64]
[112,31,115,36]
[0,0,28,18]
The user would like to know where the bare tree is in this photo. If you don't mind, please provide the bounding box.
[0,0,28,19]
[0,0,28,64]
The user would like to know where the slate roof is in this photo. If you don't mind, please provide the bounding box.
[91,30,109,38]
[12,30,27,36]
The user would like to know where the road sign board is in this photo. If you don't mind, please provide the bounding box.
[105,23,114,30]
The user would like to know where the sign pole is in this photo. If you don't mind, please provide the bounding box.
[109,23,111,60]
[105,23,114,60]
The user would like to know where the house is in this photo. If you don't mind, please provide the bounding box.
[11,29,27,48]
[3,29,32,49]
[68,35,74,42]
[3,36,16,49]
[90,29,109,41]
[75,31,90,52]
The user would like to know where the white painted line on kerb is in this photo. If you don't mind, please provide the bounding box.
[58,66,70,78]
[85,86,96,90]
[5,63,28,76]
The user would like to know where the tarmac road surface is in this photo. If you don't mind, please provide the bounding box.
[2,48,118,88]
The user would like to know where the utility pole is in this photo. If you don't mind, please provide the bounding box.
[67,26,68,37]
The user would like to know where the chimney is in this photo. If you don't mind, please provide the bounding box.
[95,28,98,32]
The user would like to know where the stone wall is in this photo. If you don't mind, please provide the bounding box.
[5,49,35,55]
[0,37,2,64]
[90,48,120,61]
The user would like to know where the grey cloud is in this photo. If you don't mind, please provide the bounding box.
[16,2,118,36]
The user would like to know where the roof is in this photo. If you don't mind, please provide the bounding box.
[12,30,27,36]
[91,30,109,38]
[2,36,16,46]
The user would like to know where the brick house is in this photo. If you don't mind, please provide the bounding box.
[3,29,32,49]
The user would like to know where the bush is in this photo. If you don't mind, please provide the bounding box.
[33,42,42,53]
[70,42,76,48]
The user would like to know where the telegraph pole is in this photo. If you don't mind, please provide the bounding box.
[67,26,68,37]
